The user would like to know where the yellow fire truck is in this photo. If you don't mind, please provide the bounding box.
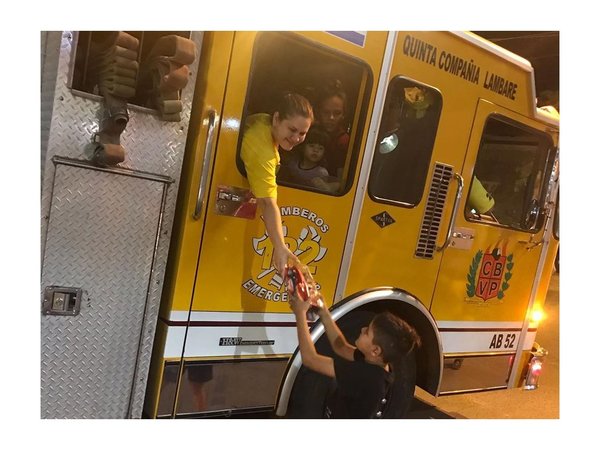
[40,31,559,419]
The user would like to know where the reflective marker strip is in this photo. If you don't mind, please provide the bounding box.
[326,31,367,47]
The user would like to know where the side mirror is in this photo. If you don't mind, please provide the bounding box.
[378,132,398,154]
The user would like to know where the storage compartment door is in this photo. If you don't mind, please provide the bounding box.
[41,161,168,418]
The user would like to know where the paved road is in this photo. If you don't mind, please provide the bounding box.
[410,271,559,419]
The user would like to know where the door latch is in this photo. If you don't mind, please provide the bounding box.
[42,286,83,316]
[449,227,475,250]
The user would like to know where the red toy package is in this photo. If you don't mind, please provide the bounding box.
[283,260,323,313]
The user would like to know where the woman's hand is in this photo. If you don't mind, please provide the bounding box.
[273,245,299,275]
[256,197,299,275]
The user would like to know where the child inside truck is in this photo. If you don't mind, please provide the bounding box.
[279,126,340,193]
[314,79,350,179]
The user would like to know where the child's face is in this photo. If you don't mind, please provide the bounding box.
[303,143,325,163]
[355,321,377,356]
[317,95,344,133]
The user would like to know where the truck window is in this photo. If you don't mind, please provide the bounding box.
[236,32,373,196]
[466,115,555,232]
[368,77,442,206]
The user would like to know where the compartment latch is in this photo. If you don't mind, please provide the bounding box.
[42,286,83,316]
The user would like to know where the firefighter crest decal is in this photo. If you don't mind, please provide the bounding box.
[241,205,329,303]
[466,241,514,301]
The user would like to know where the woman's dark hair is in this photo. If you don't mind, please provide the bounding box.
[371,312,421,365]
[273,92,314,122]
[302,125,329,147]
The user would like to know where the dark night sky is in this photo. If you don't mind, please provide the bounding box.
[473,31,559,101]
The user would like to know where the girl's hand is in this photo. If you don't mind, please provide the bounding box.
[310,294,329,319]
[307,291,324,309]
[289,290,311,317]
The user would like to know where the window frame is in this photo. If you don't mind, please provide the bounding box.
[553,186,559,240]
[465,114,557,233]
[367,75,443,208]
[235,31,374,197]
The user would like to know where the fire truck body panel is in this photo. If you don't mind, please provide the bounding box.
[39,30,559,419]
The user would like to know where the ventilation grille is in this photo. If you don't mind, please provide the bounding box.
[415,162,454,259]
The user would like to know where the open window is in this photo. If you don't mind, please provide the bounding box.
[236,32,373,196]
[465,115,556,232]
[368,77,443,207]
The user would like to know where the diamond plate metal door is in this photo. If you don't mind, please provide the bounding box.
[40,31,203,418]
[41,162,169,418]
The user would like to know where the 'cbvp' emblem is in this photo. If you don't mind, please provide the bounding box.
[467,242,514,301]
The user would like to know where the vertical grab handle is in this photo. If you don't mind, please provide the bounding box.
[193,109,217,220]
[437,172,464,251]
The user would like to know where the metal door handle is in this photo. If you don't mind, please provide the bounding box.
[193,109,217,220]
[437,173,464,251]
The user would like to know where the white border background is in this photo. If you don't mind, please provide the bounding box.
[2,1,592,447]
